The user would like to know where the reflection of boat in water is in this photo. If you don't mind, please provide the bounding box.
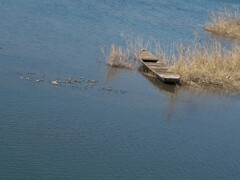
[140,50,180,84]
[140,70,177,95]
[141,70,178,118]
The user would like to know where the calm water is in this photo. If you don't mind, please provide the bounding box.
[1,0,240,179]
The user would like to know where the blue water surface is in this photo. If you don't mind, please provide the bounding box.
[1,0,240,179]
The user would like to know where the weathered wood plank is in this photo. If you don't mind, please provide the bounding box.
[140,50,159,62]
[140,50,180,84]
[150,67,169,70]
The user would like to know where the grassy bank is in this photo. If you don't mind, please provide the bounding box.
[170,42,240,91]
[205,8,240,39]
[104,39,240,92]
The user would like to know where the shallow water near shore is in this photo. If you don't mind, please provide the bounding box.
[1,0,240,179]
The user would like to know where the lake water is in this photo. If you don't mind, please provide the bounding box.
[1,0,240,179]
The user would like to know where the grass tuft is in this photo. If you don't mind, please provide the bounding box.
[205,7,240,39]
[106,44,134,69]
[103,37,149,69]
[103,37,168,69]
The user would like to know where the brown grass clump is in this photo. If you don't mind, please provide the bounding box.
[205,8,240,39]
[170,42,240,91]
[106,44,134,69]
[104,37,148,69]
[104,36,169,69]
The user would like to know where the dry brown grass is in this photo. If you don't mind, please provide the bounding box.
[104,36,240,92]
[106,44,134,69]
[105,40,144,69]
[103,37,166,69]
[170,41,240,91]
[205,8,240,39]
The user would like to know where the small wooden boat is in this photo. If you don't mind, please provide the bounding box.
[140,50,180,84]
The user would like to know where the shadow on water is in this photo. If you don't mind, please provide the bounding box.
[104,66,125,83]
[105,66,178,96]
[205,30,240,42]
[139,70,240,120]
[140,71,178,95]
[104,66,181,119]
[140,71,180,120]
[104,65,180,96]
